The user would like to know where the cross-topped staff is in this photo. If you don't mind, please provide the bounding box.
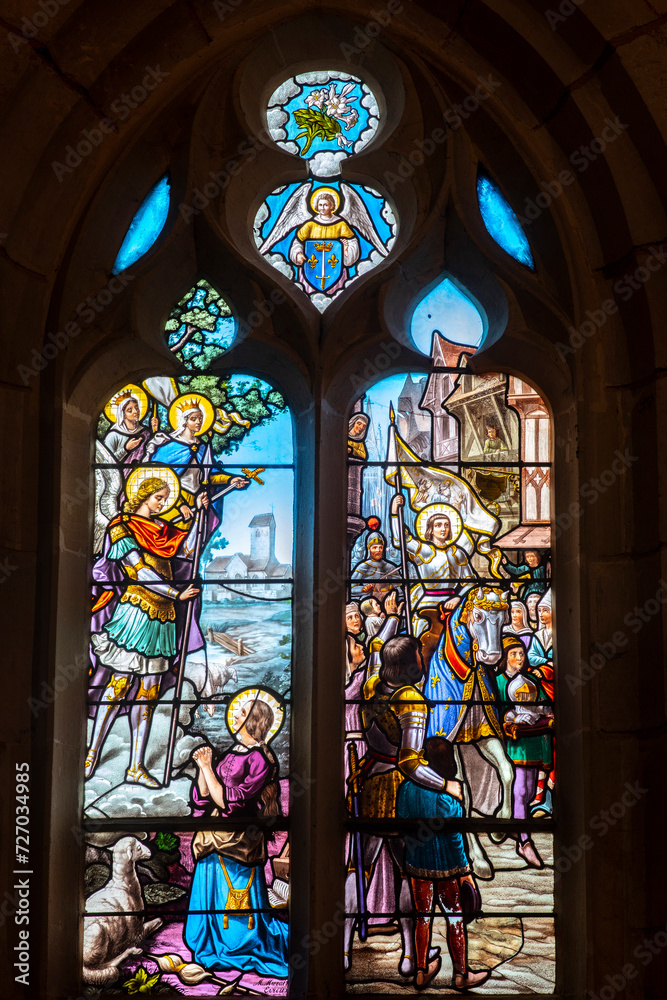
[388,402,413,635]
[162,457,263,786]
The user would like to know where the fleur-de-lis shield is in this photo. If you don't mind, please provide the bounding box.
[303,239,343,292]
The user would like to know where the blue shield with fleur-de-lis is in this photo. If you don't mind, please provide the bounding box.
[303,239,343,293]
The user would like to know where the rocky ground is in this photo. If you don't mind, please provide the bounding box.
[347,833,555,994]
[84,598,292,819]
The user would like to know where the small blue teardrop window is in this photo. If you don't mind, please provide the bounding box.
[410,277,485,356]
[477,173,535,269]
[112,175,171,274]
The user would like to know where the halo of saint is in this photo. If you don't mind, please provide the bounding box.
[226,688,285,743]
[168,393,216,436]
[125,465,181,515]
[104,383,149,424]
[414,502,463,546]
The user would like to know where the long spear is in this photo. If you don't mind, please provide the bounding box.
[388,403,413,635]
[162,444,215,788]
[347,741,368,941]
[162,466,257,786]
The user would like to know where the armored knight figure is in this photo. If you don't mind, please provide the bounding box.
[351,529,401,601]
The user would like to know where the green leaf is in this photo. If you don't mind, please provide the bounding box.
[122,966,162,995]
[153,830,178,852]
[292,107,342,153]
[123,969,147,993]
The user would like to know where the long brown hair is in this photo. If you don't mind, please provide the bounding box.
[245,699,281,818]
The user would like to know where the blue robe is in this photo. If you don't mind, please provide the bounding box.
[426,604,503,742]
[186,853,289,978]
[185,747,289,978]
[149,436,207,474]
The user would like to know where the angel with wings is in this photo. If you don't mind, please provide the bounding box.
[258,183,389,299]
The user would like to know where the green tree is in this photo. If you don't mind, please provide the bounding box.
[178,375,287,456]
[165,279,234,369]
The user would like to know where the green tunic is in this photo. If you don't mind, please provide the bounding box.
[496,672,553,769]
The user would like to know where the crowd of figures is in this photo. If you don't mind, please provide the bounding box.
[344,516,554,991]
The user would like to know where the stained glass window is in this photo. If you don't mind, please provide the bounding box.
[344,315,554,991]
[165,279,237,368]
[410,277,485,356]
[267,71,380,175]
[83,300,293,994]
[257,71,395,310]
[477,173,535,269]
[112,175,171,274]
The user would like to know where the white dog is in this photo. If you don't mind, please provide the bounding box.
[83,836,162,985]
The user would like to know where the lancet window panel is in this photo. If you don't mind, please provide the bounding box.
[344,332,555,993]
[82,290,294,994]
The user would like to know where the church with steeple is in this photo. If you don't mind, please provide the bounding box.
[205,511,292,601]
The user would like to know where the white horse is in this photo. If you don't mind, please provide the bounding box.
[425,586,514,878]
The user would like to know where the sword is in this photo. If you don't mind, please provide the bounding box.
[163,468,260,784]
[347,741,368,942]
[208,483,238,503]
[209,467,263,502]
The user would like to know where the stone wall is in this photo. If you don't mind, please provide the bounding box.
[0,2,665,997]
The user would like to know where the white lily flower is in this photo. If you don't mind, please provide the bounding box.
[325,82,358,120]
[305,90,325,109]
[343,108,359,130]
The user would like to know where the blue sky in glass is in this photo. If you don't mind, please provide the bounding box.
[216,375,293,465]
[178,315,235,366]
[477,174,535,269]
[112,175,170,274]
[259,181,393,280]
[410,278,484,356]
[280,78,370,158]
[202,467,294,568]
[359,372,428,462]
[166,281,236,368]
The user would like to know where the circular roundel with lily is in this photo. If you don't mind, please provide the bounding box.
[257,70,396,312]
